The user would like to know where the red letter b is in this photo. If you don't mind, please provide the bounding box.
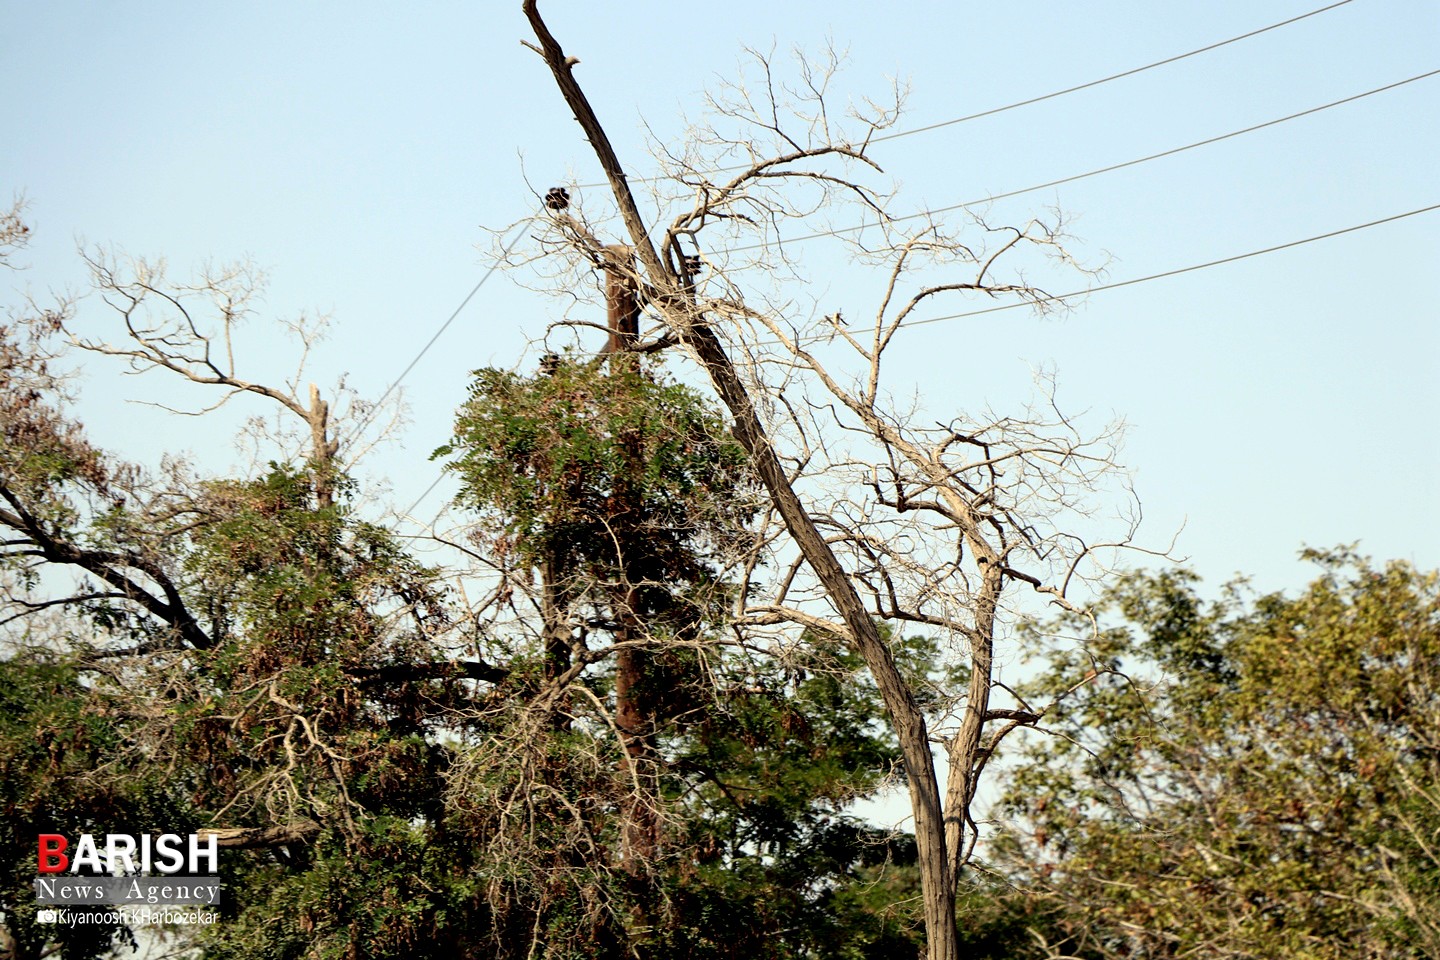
[38,835,68,873]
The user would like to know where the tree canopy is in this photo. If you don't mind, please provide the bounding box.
[993,550,1440,959]
[0,242,930,958]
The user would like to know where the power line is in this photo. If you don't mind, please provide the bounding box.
[730,68,1438,253]
[865,0,1358,144]
[399,202,1437,523]
[575,0,1358,189]
[346,224,528,447]
[381,2,1379,525]
[901,202,1440,329]
[400,472,448,524]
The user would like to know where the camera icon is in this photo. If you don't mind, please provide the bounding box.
[37,909,58,924]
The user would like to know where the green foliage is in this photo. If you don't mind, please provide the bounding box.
[427,356,928,958]
[994,550,1440,959]
[1,337,933,958]
[0,657,189,960]
[437,355,755,586]
[654,637,915,957]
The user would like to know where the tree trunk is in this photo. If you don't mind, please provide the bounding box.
[521,5,961,955]
[680,324,959,960]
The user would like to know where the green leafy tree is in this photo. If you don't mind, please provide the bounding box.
[0,247,501,958]
[434,353,930,958]
[0,657,195,960]
[994,551,1440,959]
[1,218,935,958]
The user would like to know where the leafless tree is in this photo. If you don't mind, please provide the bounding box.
[519,5,1161,957]
[0,197,30,268]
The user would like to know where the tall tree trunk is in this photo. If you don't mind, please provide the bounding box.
[521,5,961,956]
[604,249,661,874]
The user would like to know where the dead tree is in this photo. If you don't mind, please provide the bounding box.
[521,4,1158,958]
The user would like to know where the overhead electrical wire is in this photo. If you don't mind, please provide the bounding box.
[385,64,1433,430]
[863,0,1358,144]
[575,0,1359,189]
[368,2,1381,454]
[345,224,527,447]
[401,473,450,525]
[385,0,1388,522]
[729,67,1438,253]
[900,202,1440,329]
[398,201,1437,524]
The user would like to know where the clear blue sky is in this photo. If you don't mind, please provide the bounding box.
[4,0,1437,594]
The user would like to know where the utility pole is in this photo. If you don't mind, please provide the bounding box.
[600,243,659,875]
[602,244,639,356]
